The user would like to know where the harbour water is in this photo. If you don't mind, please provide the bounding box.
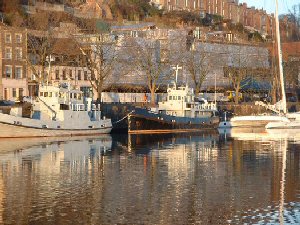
[0,130,299,224]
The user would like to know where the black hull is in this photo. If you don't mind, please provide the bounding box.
[128,108,219,133]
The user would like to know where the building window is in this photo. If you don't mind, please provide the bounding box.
[15,34,22,43]
[5,66,12,78]
[69,69,73,79]
[78,70,82,80]
[15,48,22,60]
[84,71,88,80]
[5,47,12,59]
[4,88,8,100]
[31,73,36,81]
[55,70,59,80]
[19,88,24,99]
[91,72,95,81]
[15,66,22,79]
[200,0,203,8]
[12,88,17,98]
[62,70,66,80]
[5,33,11,43]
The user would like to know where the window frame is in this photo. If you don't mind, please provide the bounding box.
[12,88,17,98]
[15,66,23,79]
[55,70,60,80]
[19,88,24,98]
[15,47,22,60]
[78,70,82,80]
[15,33,22,43]
[5,33,11,43]
[5,47,12,59]
[4,65,12,78]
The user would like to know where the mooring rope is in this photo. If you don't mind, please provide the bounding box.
[113,110,134,124]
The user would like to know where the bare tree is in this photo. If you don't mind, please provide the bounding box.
[27,30,56,84]
[284,60,299,94]
[288,3,300,41]
[75,33,119,102]
[225,45,270,104]
[133,39,171,105]
[225,67,247,104]
[271,55,281,104]
[225,46,249,104]
[185,48,212,95]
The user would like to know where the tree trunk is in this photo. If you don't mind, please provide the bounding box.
[234,89,240,104]
[195,84,201,96]
[97,91,102,103]
[150,88,156,105]
[96,80,104,103]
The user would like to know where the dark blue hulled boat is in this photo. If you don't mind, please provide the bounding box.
[128,84,219,133]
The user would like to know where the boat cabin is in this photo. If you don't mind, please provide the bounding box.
[157,84,217,118]
[32,85,101,122]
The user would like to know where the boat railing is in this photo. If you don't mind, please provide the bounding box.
[71,103,85,111]
[197,103,217,110]
[91,104,101,111]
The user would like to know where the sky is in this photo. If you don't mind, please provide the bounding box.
[243,0,300,15]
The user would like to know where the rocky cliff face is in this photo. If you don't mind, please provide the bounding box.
[76,0,113,19]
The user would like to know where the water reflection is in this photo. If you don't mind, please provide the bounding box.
[0,130,298,224]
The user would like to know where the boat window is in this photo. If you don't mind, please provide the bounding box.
[178,96,181,100]
[44,92,48,97]
[169,96,172,101]
[40,92,43,97]
[74,93,77,98]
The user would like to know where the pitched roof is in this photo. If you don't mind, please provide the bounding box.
[52,38,81,56]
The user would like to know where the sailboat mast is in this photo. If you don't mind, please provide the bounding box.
[275,0,287,114]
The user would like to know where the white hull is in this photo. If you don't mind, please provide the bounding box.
[219,115,289,128]
[266,120,300,129]
[0,112,112,138]
[0,122,111,138]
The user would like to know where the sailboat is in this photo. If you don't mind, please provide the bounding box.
[265,0,300,129]
[219,0,290,129]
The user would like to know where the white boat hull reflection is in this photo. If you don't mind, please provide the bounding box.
[218,127,300,142]
[218,115,289,128]
[0,135,112,160]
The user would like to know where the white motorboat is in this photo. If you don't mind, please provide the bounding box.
[218,115,289,128]
[0,85,112,138]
